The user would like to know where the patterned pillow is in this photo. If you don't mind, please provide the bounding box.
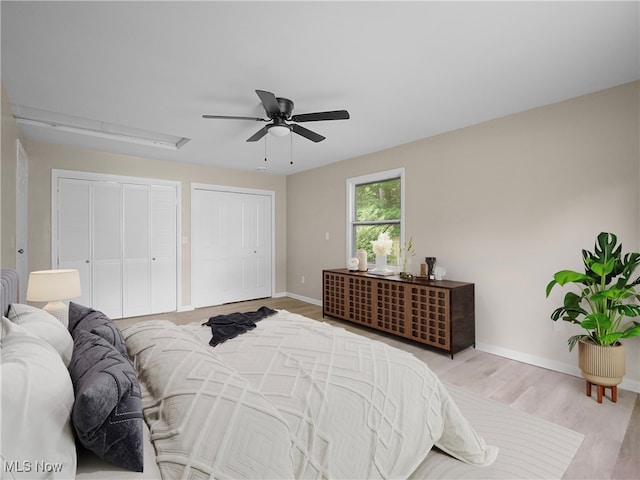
[69,329,143,472]
[68,302,129,360]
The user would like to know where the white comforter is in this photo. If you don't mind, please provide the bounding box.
[123,310,497,479]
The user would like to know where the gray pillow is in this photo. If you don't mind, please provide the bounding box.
[69,329,143,472]
[68,302,129,360]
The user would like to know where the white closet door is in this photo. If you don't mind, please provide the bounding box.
[58,178,92,307]
[240,193,271,301]
[150,185,177,314]
[193,188,271,307]
[92,182,122,319]
[193,189,219,307]
[123,184,150,317]
[54,170,179,319]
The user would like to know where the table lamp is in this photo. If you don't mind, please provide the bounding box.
[26,269,81,327]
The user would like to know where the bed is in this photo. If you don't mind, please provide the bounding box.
[1,268,497,479]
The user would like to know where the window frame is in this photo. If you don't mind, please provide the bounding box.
[346,168,405,270]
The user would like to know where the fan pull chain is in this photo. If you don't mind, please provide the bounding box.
[264,135,267,163]
[290,132,293,165]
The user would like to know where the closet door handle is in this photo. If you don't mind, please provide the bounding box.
[17,249,24,254]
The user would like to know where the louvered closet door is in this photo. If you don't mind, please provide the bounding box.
[91,182,122,319]
[58,178,92,307]
[150,185,177,314]
[55,171,179,319]
[123,184,151,317]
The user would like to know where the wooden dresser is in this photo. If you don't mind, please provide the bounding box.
[322,268,475,358]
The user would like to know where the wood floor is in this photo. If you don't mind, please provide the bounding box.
[118,297,640,480]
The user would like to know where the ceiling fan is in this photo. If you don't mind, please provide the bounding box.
[203,90,350,143]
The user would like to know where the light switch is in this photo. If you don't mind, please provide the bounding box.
[325,232,330,240]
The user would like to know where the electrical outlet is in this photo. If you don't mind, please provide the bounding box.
[301,275,305,284]
[325,232,330,240]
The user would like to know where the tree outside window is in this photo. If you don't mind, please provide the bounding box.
[352,176,402,266]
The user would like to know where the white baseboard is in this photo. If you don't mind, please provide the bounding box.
[476,342,640,394]
[623,377,640,394]
[282,292,322,307]
[177,305,194,312]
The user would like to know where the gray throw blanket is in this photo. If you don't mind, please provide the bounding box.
[202,306,277,346]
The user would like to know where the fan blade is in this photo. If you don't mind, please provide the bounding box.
[246,126,269,142]
[292,124,325,142]
[203,114,266,121]
[291,110,350,123]
[255,90,281,118]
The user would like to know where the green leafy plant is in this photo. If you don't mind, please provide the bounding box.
[546,232,640,351]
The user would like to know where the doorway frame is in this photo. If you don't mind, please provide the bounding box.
[15,139,28,302]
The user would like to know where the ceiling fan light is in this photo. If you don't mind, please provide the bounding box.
[268,124,291,137]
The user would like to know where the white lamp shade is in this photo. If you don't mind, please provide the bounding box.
[268,125,291,137]
[26,269,82,302]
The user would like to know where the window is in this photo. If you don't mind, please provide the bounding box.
[347,168,404,268]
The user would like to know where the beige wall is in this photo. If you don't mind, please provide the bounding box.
[287,81,640,390]
[3,81,639,390]
[24,141,287,307]
[1,83,27,268]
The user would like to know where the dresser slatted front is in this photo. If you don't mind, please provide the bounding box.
[323,269,474,358]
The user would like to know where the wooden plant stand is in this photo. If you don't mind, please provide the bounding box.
[586,380,617,403]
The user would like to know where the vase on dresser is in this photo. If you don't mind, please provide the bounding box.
[370,254,392,276]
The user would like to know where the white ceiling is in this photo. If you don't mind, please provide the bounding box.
[2,1,639,175]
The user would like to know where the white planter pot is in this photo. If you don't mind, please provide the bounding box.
[578,337,625,387]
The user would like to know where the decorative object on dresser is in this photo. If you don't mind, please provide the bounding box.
[546,232,640,403]
[323,268,475,358]
[425,256,437,280]
[26,269,81,327]
[434,265,447,281]
[399,236,415,279]
[370,232,394,276]
[356,249,368,271]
